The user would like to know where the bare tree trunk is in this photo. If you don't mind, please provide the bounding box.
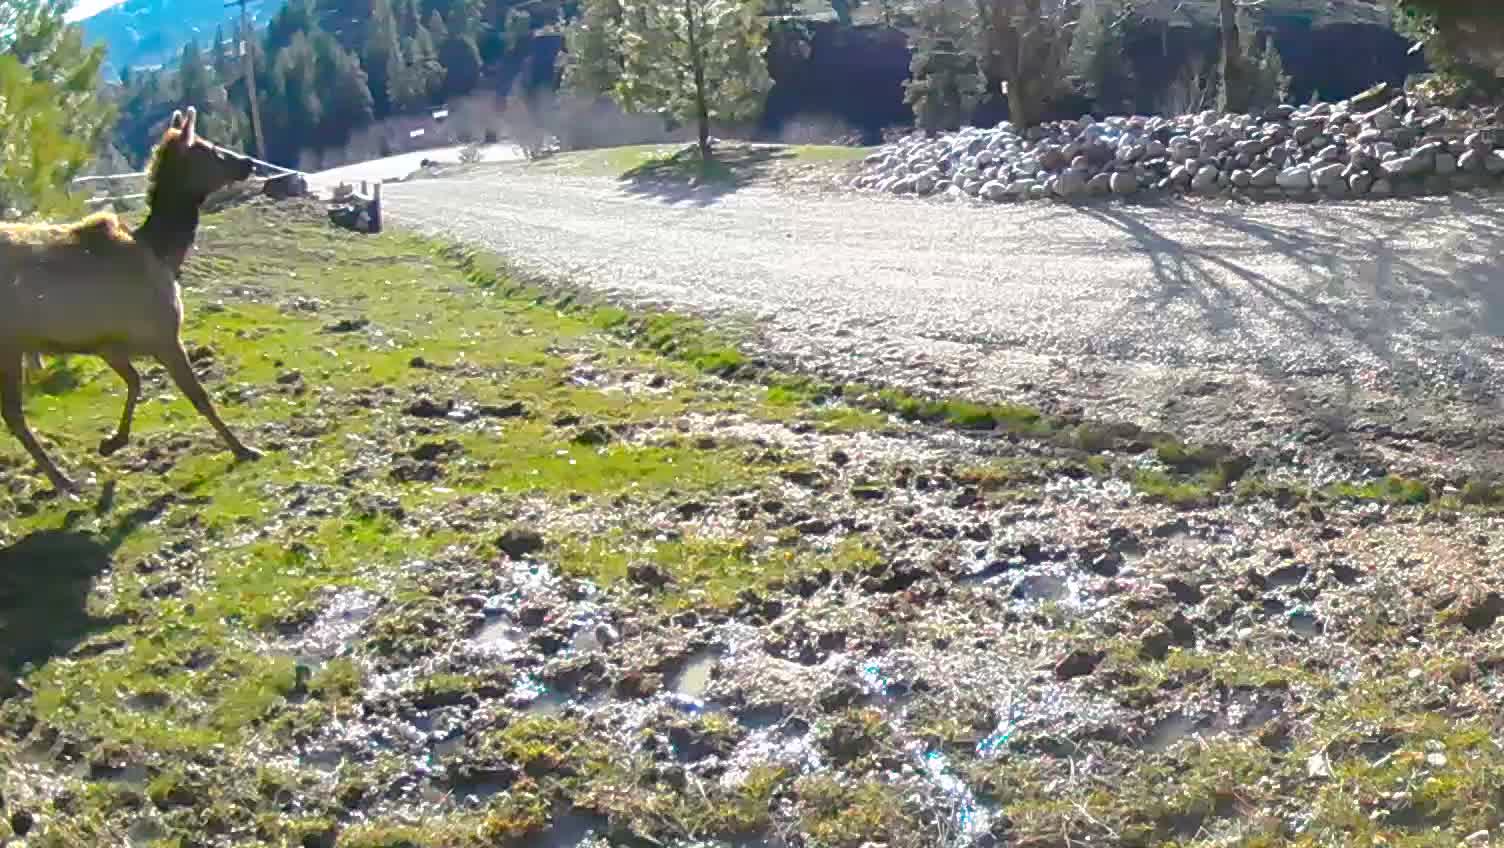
[1219,0,1248,114]
[685,0,711,159]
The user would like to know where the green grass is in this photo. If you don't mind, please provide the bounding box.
[531,142,872,184]
[0,201,902,847]
[1328,474,1432,506]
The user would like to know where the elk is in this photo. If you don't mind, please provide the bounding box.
[0,107,262,494]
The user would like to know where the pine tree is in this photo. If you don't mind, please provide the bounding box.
[179,40,214,109]
[610,0,771,158]
[562,0,623,95]
[426,9,448,45]
[395,0,422,37]
[363,0,403,116]
[212,25,233,81]
[312,32,375,148]
[0,0,111,215]
[439,32,483,98]
[904,0,982,132]
[505,7,530,53]
[265,32,324,162]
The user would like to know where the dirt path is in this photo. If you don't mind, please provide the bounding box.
[386,171,1504,476]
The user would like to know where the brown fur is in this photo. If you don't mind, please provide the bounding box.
[0,107,262,494]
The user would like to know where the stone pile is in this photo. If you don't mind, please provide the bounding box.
[851,84,1504,203]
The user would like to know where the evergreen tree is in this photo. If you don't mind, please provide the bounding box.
[1071,0,1137,116]
[426,9,448,45]
[362,0,403,116]
[504,7,530,53]
[212,25,233,81]
[562,0,623,95]
[312,32,375,148]
[611,0,771,158]
[178,40,214,109]
[0,0,111,215]
[395,0,422,38]
[264,31,323,162]
[438,32,483,98]
[903,0,981,132]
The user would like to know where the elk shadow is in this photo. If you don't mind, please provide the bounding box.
[0,485,178,672]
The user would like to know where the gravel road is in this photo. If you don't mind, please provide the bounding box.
[385,171,1504,475]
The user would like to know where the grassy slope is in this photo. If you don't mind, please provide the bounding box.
[4,200,1504,848]
[0,200,883,846]
[523,143,872,183]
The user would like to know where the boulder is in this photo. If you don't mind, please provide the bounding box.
[1109,172,1138,195]
[1006,179,1037,197]
[982,180,1008,202]
[1191,167,1220,193]
[1311,163,1346,188]
[1276,166,1312,191]
[1435,153,1458,176]
[1381,156,1427,178]
[1087,173,1113,195]
[1054,170,1088,198]
[1370,179,1393,197]
[1349,173,1374,195]
[1459,149,1487,173]
[1231,169,1253,188]
[1488,152,1504,175]
[1251,166,1280,188]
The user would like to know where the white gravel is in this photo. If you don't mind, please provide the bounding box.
[384,171,1504,471]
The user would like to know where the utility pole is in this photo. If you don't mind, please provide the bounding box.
[226,0,266,160]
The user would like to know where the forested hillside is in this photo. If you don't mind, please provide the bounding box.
[106,0,560,171]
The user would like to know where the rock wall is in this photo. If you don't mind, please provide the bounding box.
[851,86,1504,204]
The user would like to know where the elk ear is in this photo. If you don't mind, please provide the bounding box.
[182,106,198,146]
[169,110,185,130]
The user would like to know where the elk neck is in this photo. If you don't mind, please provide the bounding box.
[132,184,203,275]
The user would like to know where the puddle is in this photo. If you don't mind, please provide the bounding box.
[300,746,348,773]
[473,618,527,654]
[1224,691,1282,730]
[297,588,382,658]
[670,649,718,701]
[511,676,572,714]
[918,748,995,847]
[1012,573,1067,602]
[1287,609,1322,637]
[90,763,149,786]
[1142,714,1199,753]
[519,807,612,848]
[432,733,466,759]
[127,817,167,848]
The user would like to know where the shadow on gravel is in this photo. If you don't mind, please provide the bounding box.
[1074,197,1504,461]
[618,145,794,206]
[1077,199,1504,383]
[0,486,180,671]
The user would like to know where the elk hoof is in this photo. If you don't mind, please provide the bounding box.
[99,435,128,457]
[233,446,264,462]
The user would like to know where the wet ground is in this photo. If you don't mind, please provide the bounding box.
[4,198,1504,848]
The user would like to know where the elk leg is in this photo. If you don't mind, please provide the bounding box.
[0,352,77,493]
[156,341,261,461]
[98,347,141,457]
